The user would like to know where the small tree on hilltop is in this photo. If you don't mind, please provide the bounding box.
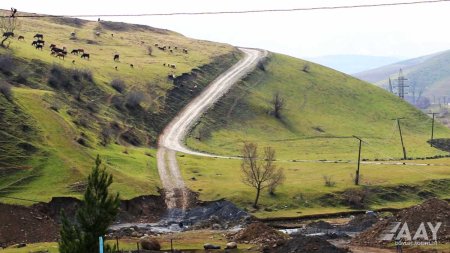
[59,155,120,253]
[0,10,19,48]
[241,142,285,208]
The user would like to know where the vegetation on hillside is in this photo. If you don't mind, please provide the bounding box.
[181,53,450,216]
[0,14,240,203]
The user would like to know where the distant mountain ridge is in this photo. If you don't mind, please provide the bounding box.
[308,54,403,74]
[354,50,450,99]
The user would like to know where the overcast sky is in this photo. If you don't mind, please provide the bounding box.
[3,0,450,59]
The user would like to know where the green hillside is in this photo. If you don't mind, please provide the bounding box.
[0,13,240,203]
[182,53,450,216]
[355,50,450,100]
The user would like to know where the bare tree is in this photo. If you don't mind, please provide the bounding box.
[268,168,285,195]
[271,91,284,119]
[0,11,18,48]
[147,46,153,56]
[241,142,285,208]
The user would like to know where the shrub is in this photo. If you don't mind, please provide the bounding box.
[342,188,371,209]
[111,79,126,93]
[140,238,160,251]
[0,81,12,100]
[100,126,113,146]
[323,175,336,187]
[111,95,124,111]
[0,54,14,75]
[125,91,145,109]
[302,64,311,73]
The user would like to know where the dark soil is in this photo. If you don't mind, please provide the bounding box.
[341,214,379,232]
[0,203,59,248]
[352,198,450,246]
[273,235,350,253]
[228,222,288,246]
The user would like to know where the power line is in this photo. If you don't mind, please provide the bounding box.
[5,0,450,18]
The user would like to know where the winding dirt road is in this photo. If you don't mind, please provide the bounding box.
[157,48,266,210]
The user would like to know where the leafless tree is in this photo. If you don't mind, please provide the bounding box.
[0,14,18,48]
[271,91,284,119]
[241,142,285,208]
[268,168,285,195]
[147,46,153,56]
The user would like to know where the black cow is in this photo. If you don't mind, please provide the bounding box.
[3,32,14,38]
[52,47,64,53]
[31,41,37,46]
[36,40,45,45]
[81,53,90,60]
[35,44,43,50]
[71,49,79,55]
[113,54,119,61]
[34,34,43,39]
[49,44,56,49]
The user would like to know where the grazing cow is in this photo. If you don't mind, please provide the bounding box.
[52,47,64,53]
[35,44,43,50]
[71,49,79,55]
[111,33,114,37]
[78,49,84,53]
[49,44,56,49]
[17,35,24,41]
[36,40,45,45]
[170,64,176,69]
[81,53,90,60]
[113,54,119,61]
[169,49,173,53]
[3,32,14,38]
[31,41,37,46]
[33,33,43,40]
[183,48,188,54]
[174,46,178,50]
[168,46,171,49]
[72,60,75,64]
[130,64,134,68]
[163,63,166,66]
[56,52,65,59]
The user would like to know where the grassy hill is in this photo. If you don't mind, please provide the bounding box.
[182,53,450,216]
[0,13,241,203]
[354,50,450,100]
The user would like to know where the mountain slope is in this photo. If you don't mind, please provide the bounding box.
[0,13,241,203]
[180,53,450,216]
[187,53,449,161]
[354,50,450,99]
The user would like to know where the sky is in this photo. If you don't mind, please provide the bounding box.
[3,0,450,60]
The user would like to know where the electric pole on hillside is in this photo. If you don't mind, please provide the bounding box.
[397,69,408,100]
[429,112,438,147]
[388,78,394,94]
[392,118,407,160]
[353,135,363,186]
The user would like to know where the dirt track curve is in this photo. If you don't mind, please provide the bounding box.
[157,48,266,210]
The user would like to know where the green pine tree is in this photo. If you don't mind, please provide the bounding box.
[59,155,120,253]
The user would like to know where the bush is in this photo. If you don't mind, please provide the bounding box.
[0,81,12,100]
[140,238,160,251]
[323,175,336,187]
[0,54,14,75]
[100,126,113,146]
[111,79,126,93]
[111,95,124,111]
[125,91,145,109]
[342,188,371,209]
[302,64,311,73]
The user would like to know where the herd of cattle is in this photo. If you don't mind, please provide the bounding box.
[3,32,189,70]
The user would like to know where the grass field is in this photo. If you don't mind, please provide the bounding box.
[0,14,239,204]
[181,53,450,216]
[187,53,450,161]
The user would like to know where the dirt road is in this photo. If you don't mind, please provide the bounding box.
[157,48,266,211]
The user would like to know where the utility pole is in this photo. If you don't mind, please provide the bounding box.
[353,135,363,186]
[429,112,438,147]
[397,69,408,100]
[392,118,407,160]
[388,78,394,94]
